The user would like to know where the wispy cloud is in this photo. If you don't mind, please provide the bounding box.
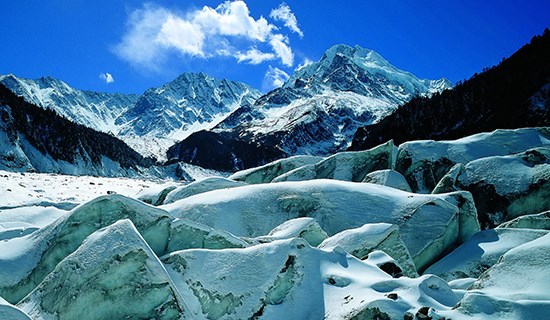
[235,48,276,64]
[296,58,314,71]
[269,3,303,37]
[114,1,299,71]
[264,65,290,91]
[99,72,114,84]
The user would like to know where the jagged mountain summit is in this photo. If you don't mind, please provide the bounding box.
[168,44,452,171]
[116,73,261,159]
[0,73,261,160]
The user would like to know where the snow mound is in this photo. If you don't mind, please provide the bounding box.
[0,296,31,320]
[163,177,247,205]
[163,238,459,319]
[0,194,244,303]
[0,206,67,241]
[445,233,550,319]
[163,180,480,271]
[18,219,190,319]
[498,210,550,230]
[272,140,396,182]
[229,155,323,184]
[397,127,550,193]
[167,218,248,253]
[319,223,418,278]
[253,217,329,246]
[362,169,412,192]
[425,228,549,281]
[433,147,550,228]
[136,184,178,206]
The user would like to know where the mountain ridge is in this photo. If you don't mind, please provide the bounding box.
[168,44,452,171]
[350,29,550,151]
[0,72,261,161]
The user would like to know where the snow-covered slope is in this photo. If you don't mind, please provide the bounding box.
[118,73,260,158]
[169,44,452,171]
[1,73,260,160]
[425,228,549,281]
[236,44,452,151]
[443,233,550,319]
[0,74,138,134]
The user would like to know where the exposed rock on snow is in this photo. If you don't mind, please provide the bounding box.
[362,169,412,192]
[273,140,396,182]
[163,180,480,271]
[498,210,550,230]
[0,169,178,209]
[396,128,550,193]
[433,147,550,228]
[17,220,190,320]
[253,217,329,246]
[318,223,418,277]
[446,233,550,319]
[163,177,247,205]
[424,228,549,281]
[229,155,323,184]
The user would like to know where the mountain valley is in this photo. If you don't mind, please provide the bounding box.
[1,29,550,320]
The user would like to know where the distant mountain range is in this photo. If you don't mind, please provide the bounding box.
[167,44,451,170]
[0,73,260,160]
[0,83,153,176]
[2,30,549,176]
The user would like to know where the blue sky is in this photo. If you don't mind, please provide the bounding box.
[1,0,549,94]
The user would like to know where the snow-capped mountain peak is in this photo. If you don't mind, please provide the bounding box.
[284,44,451,103]
[0,74,139,135]
[1,73,261,161]
[169,44,453,171]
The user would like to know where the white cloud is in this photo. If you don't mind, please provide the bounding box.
[114,4,171,71]
[99,72,114,84]
[156,15,205,57]
[269,34,294,66]
[114,1,297,71]
[296,58,314,71]
[264,65,290,90]
[269,3,303,37]
[235,48,275,64]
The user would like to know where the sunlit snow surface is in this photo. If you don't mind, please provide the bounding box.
[1,128,549,319]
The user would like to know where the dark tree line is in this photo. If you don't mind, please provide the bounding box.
[350,28,550,150]
[0,83,154,169]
